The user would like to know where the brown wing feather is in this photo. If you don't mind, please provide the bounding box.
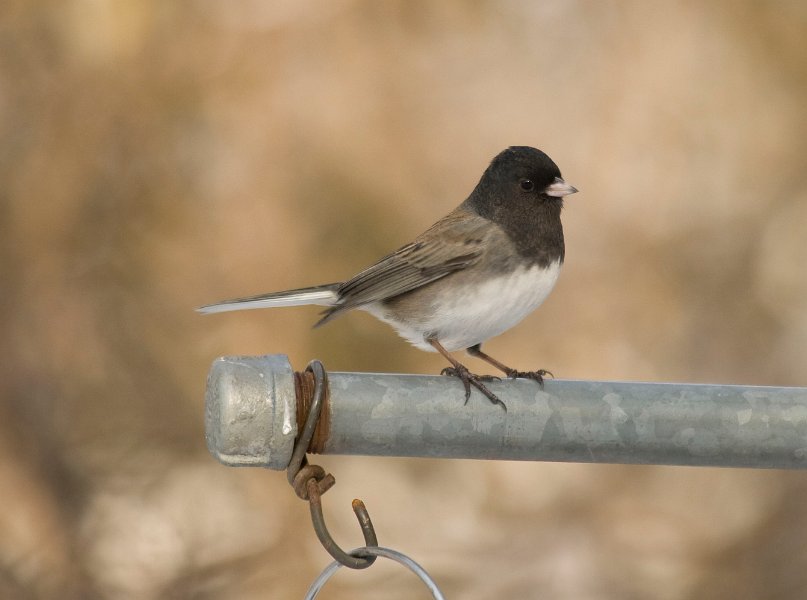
[315,208,490,325]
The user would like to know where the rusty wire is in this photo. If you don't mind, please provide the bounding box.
[286,359,378,569]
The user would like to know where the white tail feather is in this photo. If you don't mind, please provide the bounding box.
[197,288,338,314]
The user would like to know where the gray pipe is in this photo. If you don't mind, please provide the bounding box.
[205,355,807,470]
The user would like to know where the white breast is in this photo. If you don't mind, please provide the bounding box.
[366,260,562,352]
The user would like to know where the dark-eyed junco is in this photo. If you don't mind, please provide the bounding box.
[199,146,577,409]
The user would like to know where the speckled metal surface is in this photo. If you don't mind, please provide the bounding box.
[205,355,807,470]
[325,373,807,469]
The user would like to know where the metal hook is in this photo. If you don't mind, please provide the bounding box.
[308,485,378,569]
[287,360,378,569]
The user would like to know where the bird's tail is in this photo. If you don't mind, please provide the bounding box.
[196,283,340,314]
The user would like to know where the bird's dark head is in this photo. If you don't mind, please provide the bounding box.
[462,147,577,265]
[478,146,578,205]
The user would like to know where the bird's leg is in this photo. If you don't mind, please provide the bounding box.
[466,344,552,386]
[427,338,506,411]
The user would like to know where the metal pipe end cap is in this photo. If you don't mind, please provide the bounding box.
[204,354,297,470]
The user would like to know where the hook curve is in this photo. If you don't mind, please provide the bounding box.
[308,482,378,569]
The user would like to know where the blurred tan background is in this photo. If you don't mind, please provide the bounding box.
[2,1,807,598]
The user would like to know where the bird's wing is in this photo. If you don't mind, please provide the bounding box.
[316,209,488,325]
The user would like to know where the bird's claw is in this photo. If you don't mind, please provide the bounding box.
[441,366,507,411]
[504,368,552,387]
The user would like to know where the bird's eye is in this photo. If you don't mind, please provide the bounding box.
[519,179,534,191]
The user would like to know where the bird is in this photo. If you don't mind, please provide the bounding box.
[198,146,577,409]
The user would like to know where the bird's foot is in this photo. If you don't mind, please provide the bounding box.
[440,366,506,411]
[503,368,553,387]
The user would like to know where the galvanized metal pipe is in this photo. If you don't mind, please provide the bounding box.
[205,354,807,470]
